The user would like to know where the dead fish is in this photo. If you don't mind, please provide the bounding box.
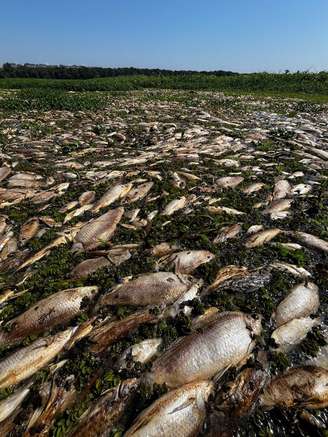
[270,262,311,278]
[0,287,98,347]
[217,176,244,189]
[125,381,213,437]
[26,375,76,436]
[208,206,245,216]
[79,190,95,205]
[107,247,131,266]
[178,171,201,181]
[92,183,132,213]
[245,228,281,248]
[0,384,31,423]
[171,172,186,189]
[246,224,264,234]
[73,207,124,251]
[118,338,162,368]
[213,224,242,243]
[90,310,157,354]
[19,218,40,245]
[0,167,11,183]
[64,204,93,224]
[206,265,249,292]
[162,197,187,216]
[151,242,181,257]
[264,199,292,219]
[210,269,271,294]
[59,200,79,213]
[289,231,328,253]
[17,233,72,271]
[242,182,265,195]
[0,327,77,389]
[291,184,312,195]
[272,317,321,351]
[158,250,215,274]
[99,272,195,307]
[124,182,153,203]
[273,179,291,200]
[8,173,42,189]
[147,311,261,388]
[260,366,328,409]
[69,378,138,437]
[205,365,268,436]
[216,159,240,168]
[274,282,319,327]
[191,307,220,331]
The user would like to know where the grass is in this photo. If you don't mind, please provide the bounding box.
[0,72,327,101]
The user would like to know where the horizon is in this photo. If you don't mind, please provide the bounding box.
[1,0,327,73]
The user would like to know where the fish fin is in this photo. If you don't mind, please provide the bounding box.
[169,396,196,414]
[213,365,231,384]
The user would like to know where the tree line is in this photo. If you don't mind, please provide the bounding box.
[0,63,237,79]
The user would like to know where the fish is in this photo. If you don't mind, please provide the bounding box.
[25,375,76,436]
[147,312,261,388]
[151,242,181,257]
[291,184,312,195]
[69,379,139,437]
[217,176,244,189]
[118,338,162,368]
[99,272,195,307]
[0,327,77,389]
[242,182,265,195]
[274,282,319,327]
[288,231,328,253]
[92,183,132,213]
[206,265,249,292]
[73,207,124,251]
[270,262,312,278]
[124,182,153,203]
[271,317,321,351]
[125,381,213,437]
[205,365,268,436]
[0,286,98,346]
[245,228,281,248]
[90,310,157,354]
[260,366,328,409]
[63,204,93,223]
[208,206,245,216]
[79,190,95,205]
[263,199,292,219]
[0,167,11,183]
[71,257,111,279]
[273,179,291,200]
[0,384,31,423]
[213,224,242,243]
[162,197,187,216]
[158,250,215,274]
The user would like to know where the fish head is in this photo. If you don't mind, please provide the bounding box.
[245,313,262,337]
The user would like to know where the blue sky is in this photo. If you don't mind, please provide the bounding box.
[1,0,327,72]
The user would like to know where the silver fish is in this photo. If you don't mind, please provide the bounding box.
[0,287,98,346]
[274,282,319,327]
[147,312,261,388]
[100,272,194,307]
[125,381,213,437]
[92,183,132,213]
[0,327,77,389]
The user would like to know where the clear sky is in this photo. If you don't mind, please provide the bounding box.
[1,0,327,72]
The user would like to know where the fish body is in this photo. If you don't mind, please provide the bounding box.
[0,287,98,346]
[0,385,31,423]
[159,250,215,274]
[92,183,132,213]
[245,228,281,248]
[70,379,138,437]
[73,207,124,251]
[71,257,110,279]
[125,182,153,203]
[148,312,261,388]
[217,176,244,189]
[125,381,213,437]
[272,317,320,351]
[100,272,194,307]
[0,328,76,389]
[162,197,187,216]
[261,366,328,409]
[275,282,319,327]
